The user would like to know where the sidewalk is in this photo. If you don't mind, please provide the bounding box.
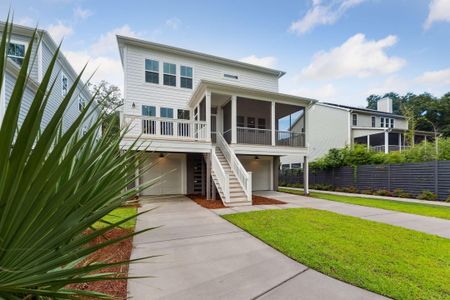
[128,195,386,300]
[219,191,450,239]
[282,187,450,207]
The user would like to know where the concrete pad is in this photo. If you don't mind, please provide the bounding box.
[231,205,264,213]
[212,208,238,215]
[129,195,386,299]
[259,269,386,300]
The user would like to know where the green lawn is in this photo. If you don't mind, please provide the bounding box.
[279,187,450,220]
[93,207,138,230]
[223,209,450,300]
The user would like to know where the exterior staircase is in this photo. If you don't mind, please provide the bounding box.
[210,132,252,207]
[212,148,249,206]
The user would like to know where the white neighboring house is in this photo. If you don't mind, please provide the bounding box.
[281,97,434,169]
[0,22,97,133]
[117,36,316,206]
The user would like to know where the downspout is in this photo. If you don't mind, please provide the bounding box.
[348,109,353,148]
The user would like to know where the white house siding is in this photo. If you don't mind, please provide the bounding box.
[4,71,34,126]
[353,112,408,130]
[239,155,273,191]
[123,44,279,118]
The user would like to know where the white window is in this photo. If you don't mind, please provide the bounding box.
[352,114,357,126]
[78,96,86,112]
[145,59,159,84]
[163,62,176,87]
[7,42,26,65]
[61,73,68,96]
[180,66,193,89]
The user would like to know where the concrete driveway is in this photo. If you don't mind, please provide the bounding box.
[128,195,386,300]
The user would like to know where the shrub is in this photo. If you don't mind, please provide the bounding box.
[361,189,374,195]
[374,189,393,196]
[417,191,438,201]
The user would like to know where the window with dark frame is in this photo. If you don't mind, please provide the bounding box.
[352,114,357,126]
[163,62,176,86]
[390,118,394,128]
[180,65,193,89]
[381,117,384,127]
[145,59,159,84]
[237,116,245,127]
[7,42,25,65]
[371,116,376,127]
[257,118,266,129]
[247,117,255,128]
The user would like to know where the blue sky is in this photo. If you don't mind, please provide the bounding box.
[3,0,450,106]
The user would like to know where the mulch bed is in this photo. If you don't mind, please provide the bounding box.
[69,228,133,299]
[188,194,286,209]
[252,195,286,205]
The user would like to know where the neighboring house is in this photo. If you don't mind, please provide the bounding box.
[0,22,96,133]
[117,35,315,206]
[281,97,434,169]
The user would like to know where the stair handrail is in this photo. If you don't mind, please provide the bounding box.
[211,148,230,203]
[216,133,252,202]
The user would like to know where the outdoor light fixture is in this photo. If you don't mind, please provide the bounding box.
[132,102,136,109]
[254,156,259,160]
[159,153,165,158]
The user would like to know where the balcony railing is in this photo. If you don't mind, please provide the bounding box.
[371,145,410,153]
[122,114,208,141]
[237,127,271,145]
[276,130,305,147]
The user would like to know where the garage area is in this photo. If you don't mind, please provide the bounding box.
[239,156,273,191]
[140,153,187,195]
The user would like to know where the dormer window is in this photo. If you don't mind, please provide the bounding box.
[352,114,357,126]
[163,62,176,87]
[180,66,193,89]
[7,42,25,66]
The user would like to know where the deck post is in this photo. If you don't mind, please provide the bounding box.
[384,131,389,154]
[367,134,370,150]
[303,155,309,195]
[271,101,276,146]
[206,90,211,142]
[231,95,237,144]
[206,152,211,200]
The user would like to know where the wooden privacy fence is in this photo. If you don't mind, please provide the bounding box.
[279,160,450,201]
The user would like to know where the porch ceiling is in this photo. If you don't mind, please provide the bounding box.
[189,80,318,108]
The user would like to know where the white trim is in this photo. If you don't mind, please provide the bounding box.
[7,39,28,66]
[37,42,43,82]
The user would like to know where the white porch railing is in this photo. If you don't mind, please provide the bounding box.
[211,148,230,202]
[216,132,252,202]
[371,145,411,153]
[122,114,208,141]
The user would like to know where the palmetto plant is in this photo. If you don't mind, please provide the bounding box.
[0,20,154,299]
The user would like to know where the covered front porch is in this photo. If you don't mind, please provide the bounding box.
[190,80,310,154]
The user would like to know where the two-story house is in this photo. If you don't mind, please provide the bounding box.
[117,36,315,206]
[281,97,434,169]
[0,22,96,132]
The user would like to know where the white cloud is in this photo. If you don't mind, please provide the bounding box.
[64,25,141,91]
[366,75,411,96]
[47,21,73,42]
[239,55,277,68]
[298,33,406,80]
[424,0,450,29]
[290,83,337,101]
[91,25,138,56]
[73,7,93,20]
[290,0,366,34]
[165,17,182,30]
[17,16,35,27]
[416,68,450,86]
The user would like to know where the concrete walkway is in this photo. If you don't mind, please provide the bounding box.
[128,195,386,300]
[281,187,450,207]
[222,191,449,239]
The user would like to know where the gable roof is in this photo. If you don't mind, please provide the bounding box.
[116,35,286,78]
[320,102,406,119]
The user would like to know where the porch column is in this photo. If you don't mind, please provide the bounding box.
[206,91,212,142]
[384,130,389,154]
[303,156,309,195]
[206,152,211,200]
[271,101,276,146]
[231,95,237,144]
[367,134,370,150]
[398,133,402,152]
